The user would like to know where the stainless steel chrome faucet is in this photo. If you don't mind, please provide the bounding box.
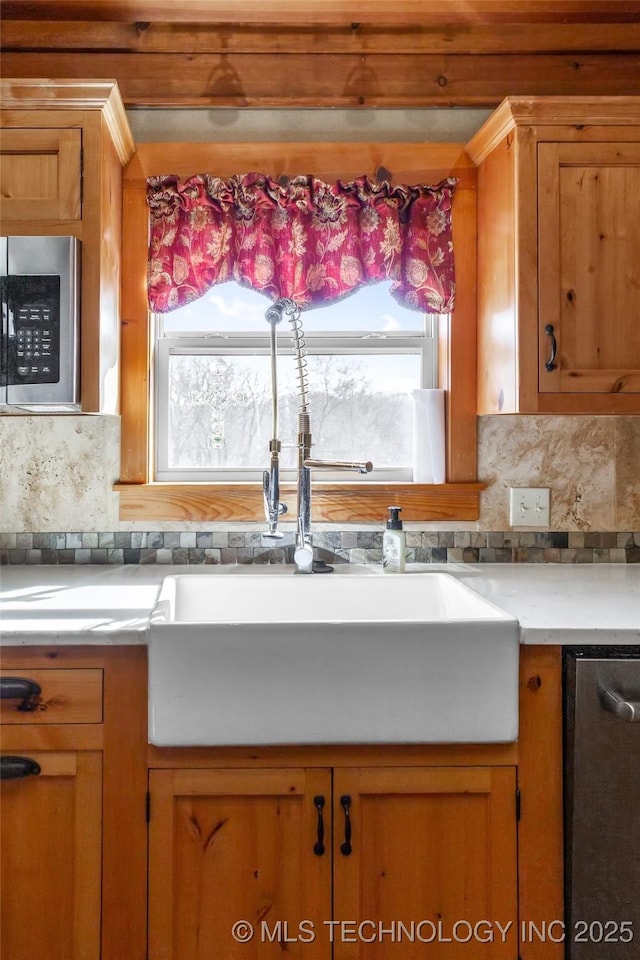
[261,301,288,541]
[262,299,373,573]
[293,408,372,573]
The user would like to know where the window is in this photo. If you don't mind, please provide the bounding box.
[155,281,437,483]
[118,141,481,523]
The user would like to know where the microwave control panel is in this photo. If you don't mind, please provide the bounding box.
[0,235,79,406]
[2,275,61,385]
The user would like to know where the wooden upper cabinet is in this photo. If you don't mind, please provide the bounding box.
[467,96,640,414]
[0,80,135,412]
[538,141,640,397]
[0,128,81,221]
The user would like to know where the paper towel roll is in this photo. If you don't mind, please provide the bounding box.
[412,389,446,484]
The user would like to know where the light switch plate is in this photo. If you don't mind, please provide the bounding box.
[509,487,550,527]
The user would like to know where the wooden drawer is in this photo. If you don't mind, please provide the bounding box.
[0,669,103,724]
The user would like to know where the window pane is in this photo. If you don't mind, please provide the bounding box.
[161,280,424,334]
[167,353,420,470]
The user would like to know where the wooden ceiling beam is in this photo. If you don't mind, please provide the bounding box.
[3,51,638,107]
[3,21,639,55]
[3,1,640,24]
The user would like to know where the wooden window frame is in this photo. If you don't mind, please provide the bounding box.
[116,142,482,522]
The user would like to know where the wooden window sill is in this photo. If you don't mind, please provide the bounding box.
[114,482,485,523]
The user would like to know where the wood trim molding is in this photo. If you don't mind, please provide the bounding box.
[517,645,564,959]
[115,482,485,523]
[119,140,479,520]
[101,646,148,960]
[0,78,135,164]
[147,739,517,769]
[123,142,476,189]
[466,95,640,164]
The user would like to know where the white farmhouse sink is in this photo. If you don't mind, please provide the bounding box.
[148,571,519,746]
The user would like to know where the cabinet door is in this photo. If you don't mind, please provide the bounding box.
[333,766,518,959]
[148,767,332,960]
[0,750,102,960]
[538,141,640,396]
[0,128,82,222]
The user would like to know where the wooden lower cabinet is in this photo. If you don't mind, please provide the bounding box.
[334,766,518,959]
[0,750,102,960]
[148,765,518,960]
[148,767,333,959]
[0,645,562,960]
[0,647,148,960]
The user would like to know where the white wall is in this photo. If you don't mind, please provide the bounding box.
[127,107,491,143]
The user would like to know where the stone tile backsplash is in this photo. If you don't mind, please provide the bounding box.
[1,414,639,535]
[2,530,639,565]
[1,414,639,561]
[477,415,640,531]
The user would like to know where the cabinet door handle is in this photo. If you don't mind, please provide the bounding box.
[340,794,352,856]
[0,676,42,711]
[0,756,42,780]
[313,795,325,856]
[544,324,557,372]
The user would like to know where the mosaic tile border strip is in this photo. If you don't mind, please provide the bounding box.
[1,531,639,565]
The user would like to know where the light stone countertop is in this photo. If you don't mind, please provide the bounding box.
[0,562,638,647]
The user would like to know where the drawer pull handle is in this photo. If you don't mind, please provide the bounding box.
[600,686,640,723]
[544,324,557,372]
[340,794,352,856]
[0,756,42,780]
[313,795,325,856]
[0,677,42,711]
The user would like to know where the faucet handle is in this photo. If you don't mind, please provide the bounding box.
[262,469,288,538]
[262,530,285,542]
[262,468,272,522]
[303,458,373,474]
[293,542,314,574]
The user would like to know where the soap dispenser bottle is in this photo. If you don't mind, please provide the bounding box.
[382,506,406,574]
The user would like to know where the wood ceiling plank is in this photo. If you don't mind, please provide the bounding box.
[3,1,640,25]
[3,51,639,107]
[3,21,640,55]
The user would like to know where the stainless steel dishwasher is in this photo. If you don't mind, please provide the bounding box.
[564,648,640,959]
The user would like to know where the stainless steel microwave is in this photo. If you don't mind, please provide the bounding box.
[0,235,80,407]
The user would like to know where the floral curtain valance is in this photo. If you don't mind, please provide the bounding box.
[146,172,458,314]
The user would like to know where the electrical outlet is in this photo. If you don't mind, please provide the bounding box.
[509,487,550,527]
